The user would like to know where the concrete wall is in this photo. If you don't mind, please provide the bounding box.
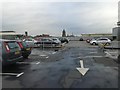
[118,27,120,41]
[112,27,118,36]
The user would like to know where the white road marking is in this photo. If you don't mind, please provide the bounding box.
[76,60,89,76]
[89,52,97,54]
[16,72,24,77]
[77,56,103,59]
[0,72,24,77]
[105,51,118,59]
[36,62,40,64]
[40,55,47,57]
[85,56,103,58]
[46,56,49,58]
[52,52,56,54]
[17,62,40,65]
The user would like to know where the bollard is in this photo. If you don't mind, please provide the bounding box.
[98,43,105,52]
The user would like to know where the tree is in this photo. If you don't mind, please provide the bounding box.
[62,29,66,37]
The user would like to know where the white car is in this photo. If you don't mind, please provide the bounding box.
[23,38,37,47]
[52,38,61,44]
[90,38,111,45]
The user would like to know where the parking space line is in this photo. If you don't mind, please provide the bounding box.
[36,62,40,64]
[77,56,103,59]
[40,55,47,57]
[85,56,103,58]
[46,56,49,58]
[89,52,98,54]
[52,52,56,54]
[0,72,24,77]
[105,51,118,59]
[17,62,40,65]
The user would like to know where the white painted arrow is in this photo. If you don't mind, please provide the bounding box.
[76,60,89,76]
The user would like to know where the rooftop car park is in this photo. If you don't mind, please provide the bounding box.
[1,1,120,89]
[1,37,119,88]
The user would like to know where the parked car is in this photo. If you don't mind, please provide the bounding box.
[0,39,22,66]
[52,38,61,44]
[79,38,84,41]
[90,38,111,45]
[86,39,91,43]
[34,38,60,47]
[59,37,69,43]
[23,38,37,47]
[16,40,32,59]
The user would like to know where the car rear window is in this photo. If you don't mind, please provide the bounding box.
[7,42,19,49]
[99,39,107,40]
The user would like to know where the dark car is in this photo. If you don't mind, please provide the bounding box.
[0,39,22,66]
[79,38,84,41]
[59,37,69,43]
[16,41,32,59]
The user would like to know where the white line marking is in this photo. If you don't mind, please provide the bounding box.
[16,72,24,77]
[46,56,49,58]
[89,52,97,54]
[17,62,40,65]
[36,62,40,64]
[105,51,118,59]
[52,52,56,54]
[85,56,103,58]
[77,56,103,59]
[40,55,47,57]
[0,72,24,77]
[76,60,89,76]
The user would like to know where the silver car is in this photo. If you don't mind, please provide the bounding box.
[90,38,111,45]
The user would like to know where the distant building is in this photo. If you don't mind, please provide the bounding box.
[118,1,120,41]
[42,34,50,37]
[81,33,112,37]
[81,33,113,40]
[0,31,15,33]
[62,29,66,37]
[0,31,24,40]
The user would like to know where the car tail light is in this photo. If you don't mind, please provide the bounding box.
[4,42,10,53]
[17,42,23,49]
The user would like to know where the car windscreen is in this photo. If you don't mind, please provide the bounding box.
[98,39,107,41]
[52,39,57,41]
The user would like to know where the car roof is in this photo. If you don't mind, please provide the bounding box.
[0,39,19,42]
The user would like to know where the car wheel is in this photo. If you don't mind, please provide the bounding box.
[106,42,110,45]
[23,55,29,59]
[92,42,96,45]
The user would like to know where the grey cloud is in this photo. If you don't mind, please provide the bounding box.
[2,2,118,36]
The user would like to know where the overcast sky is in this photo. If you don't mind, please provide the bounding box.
[2,1,119,36]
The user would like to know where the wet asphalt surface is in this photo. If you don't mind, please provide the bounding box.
[2,41,118,88]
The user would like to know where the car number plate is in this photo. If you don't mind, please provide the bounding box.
[26,48,30,50]
[15,51,20,55]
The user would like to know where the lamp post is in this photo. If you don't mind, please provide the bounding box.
[118,24,120,62]
[118,1,120,62]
